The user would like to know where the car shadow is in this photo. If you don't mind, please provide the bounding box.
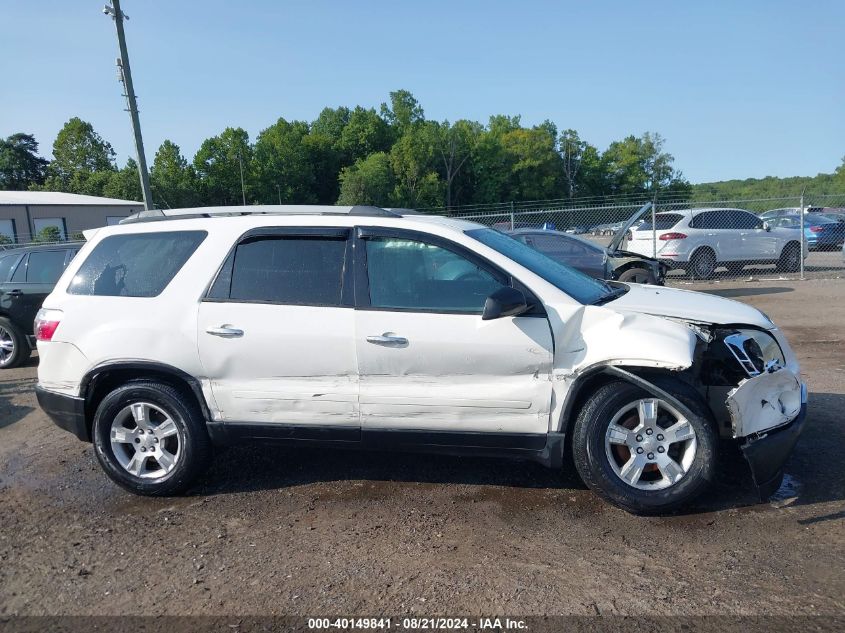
[701,286,794,298]
[191,392,845,517]
[0,377,36,430]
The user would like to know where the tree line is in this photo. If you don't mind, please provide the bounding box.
[2,89,843,210]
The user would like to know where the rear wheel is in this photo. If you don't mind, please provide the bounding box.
[0,317,30,369]
[572,379,717,514]
[777,242,801,273]
[92,380,212,496]
[689,248,716,279]
[617,267,654,284]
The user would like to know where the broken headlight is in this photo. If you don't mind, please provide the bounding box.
[723,329,784,377]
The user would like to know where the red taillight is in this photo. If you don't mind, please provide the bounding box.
[809,226,824,233]
[659,232,688,241]
[34,309,63,342]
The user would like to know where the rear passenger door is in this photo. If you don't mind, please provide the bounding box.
[691,211,739,261]
[196,228,359,433]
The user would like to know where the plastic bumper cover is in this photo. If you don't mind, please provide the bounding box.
[35,385,89,442]
[740,382,808,500]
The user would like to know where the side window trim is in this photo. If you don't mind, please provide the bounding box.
[202,226,354,308]
[353,226,545,316]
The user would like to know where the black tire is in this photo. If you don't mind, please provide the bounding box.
[571,378,718,515]
[617,267,654,284]
[777,242,801,273]
[92,380,212,496]
[689,248,716,280]
[0,317,31,369]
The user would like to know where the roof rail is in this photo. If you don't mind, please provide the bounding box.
[120,205,403,225]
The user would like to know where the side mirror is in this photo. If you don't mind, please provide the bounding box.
[762,221,771,232]
[482,287,530,321]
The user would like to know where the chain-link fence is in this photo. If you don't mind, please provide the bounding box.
[442,194,845,283]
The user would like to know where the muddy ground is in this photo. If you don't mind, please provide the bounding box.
[0,279,843,617]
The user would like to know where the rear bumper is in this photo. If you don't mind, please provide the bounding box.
[35,385,89,442]
[740,383,807,499]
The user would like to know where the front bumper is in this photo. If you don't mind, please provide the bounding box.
[35,385,89,442]
[740,383,808,499]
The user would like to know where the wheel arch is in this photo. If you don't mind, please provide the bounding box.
[688,244,718,264]
[81,361,212,433]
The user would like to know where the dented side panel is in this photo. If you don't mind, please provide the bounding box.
[356,310,554,434]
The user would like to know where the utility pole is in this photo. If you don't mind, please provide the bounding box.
[276,184,282,205]
[238,150,246,205]
[104,0,153,211]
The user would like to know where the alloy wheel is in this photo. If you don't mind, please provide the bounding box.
[604,398,698,490]
[0,326,15,367]
[109,402,182,479]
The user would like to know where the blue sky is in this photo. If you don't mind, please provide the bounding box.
[1,0,842,183]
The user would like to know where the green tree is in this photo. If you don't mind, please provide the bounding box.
[337,152,394,206]
[338,106,392,163]
[501,124,563,201]
[0,133,48,190]
[34,225,62,243]
[42,117,116,194]
[193,127,252,206]
[253,118,315,204]
[434,120,481,209]
[389,122,444,208]
[380,89,424,139]
[602,132,689,199]
[150,140,199,209]
[102,158,142,201]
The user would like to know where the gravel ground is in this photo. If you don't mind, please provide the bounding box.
[0,279,843,617]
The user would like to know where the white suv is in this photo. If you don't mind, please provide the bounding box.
[626,208,805,278]
[35,205,807,514]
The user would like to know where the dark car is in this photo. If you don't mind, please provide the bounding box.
[0,242,82,368]
[767,213,845,250]
[506,229,666,284]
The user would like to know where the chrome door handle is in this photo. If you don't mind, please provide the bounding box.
[366,334,408,345]
[6,289,22,297]
[206,325,244,338]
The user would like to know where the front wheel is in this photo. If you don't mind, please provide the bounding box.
[572,379,717,514]
[92,380,212,496]
[777,242,801,273]
[617,267,654,284]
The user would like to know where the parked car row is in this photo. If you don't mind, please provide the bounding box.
[0,243,82,368]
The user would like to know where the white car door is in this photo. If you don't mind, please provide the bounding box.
[354,227,554,444]
[196,227,359,435]
[733,210,778,260]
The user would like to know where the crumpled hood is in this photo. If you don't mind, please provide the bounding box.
[608,283,773,328]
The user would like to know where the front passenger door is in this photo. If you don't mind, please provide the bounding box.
[354,228,554,440]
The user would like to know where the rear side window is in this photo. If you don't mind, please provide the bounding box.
[68,231,206,297]
[218,236,347,305]
[26,250,68,283]
[638,214,683,231]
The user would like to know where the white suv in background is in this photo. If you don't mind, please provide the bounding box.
[35,205,806,514]
[626,208,805,278]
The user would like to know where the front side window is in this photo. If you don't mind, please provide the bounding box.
[220,236,347,306]
[365,237,504,312]
[0,253,22,283]
[25,250,67,283]
[729,211,762,229]
[68,231,206,297]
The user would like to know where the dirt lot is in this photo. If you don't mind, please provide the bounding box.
[0,279,843,617]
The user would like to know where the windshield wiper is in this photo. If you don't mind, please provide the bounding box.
[592,287,628,306]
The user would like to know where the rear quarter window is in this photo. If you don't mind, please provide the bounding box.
[67,231,206,297]
[637,214,684,231]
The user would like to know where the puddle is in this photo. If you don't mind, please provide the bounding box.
[769,473,801,508]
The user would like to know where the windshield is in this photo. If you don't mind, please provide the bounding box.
[466,228,623,305]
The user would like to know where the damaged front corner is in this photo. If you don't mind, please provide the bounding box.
[726,368,803,438]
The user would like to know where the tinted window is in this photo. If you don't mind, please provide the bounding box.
[638,214,683,231]
[466,228,615,305]
[0,253,22,283]
[365,237,504,312]
[26,250,68,283]
[227,236,346,305]
[691,211,728,229]
[68,231,206,297]
[728,210,762,229]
